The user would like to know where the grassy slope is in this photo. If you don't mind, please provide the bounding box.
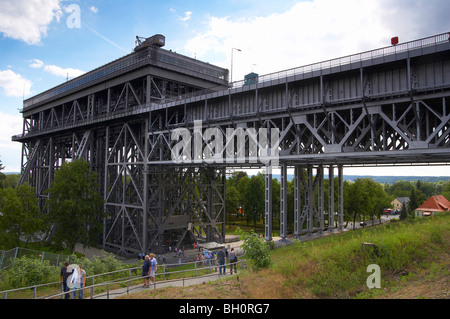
[120,214,450,299]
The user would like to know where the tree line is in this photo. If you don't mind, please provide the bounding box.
[1,157,450,251]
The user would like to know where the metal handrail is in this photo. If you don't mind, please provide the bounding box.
[0,254,244,299]
[168,32,450,99]
[13,33,450,140]
[39,259,247,299]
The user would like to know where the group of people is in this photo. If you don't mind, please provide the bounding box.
[59,262,87,299]
[217,247,238,275]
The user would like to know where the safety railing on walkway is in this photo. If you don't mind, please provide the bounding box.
[45,259,247,299]
[0,256,245,299]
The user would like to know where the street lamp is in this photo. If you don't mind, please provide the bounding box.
[231,48,242,86]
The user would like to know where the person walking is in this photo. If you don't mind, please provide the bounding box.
[72,264,86,299]
[149,253,158,285]
[59,262,74,299]
[229,248,237,275]
[142,255,151,288]
[218,246,226,275]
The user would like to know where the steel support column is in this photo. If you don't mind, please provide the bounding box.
[264,164,273,241]
[328,165,335,231]
[279,163,288,241]
[294,165,301,238]
[338,165,344,230]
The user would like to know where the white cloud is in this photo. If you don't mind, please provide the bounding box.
[29,59,44,69]
[90,6,99,14]
[184,0,450,82]
[43,65,85,79]
[179,11,192,22]
[0,111,23,172]
[28,59,85,79]
[0,70,32,97]
[0,0,61,45]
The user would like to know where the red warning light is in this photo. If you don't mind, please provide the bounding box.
[391,36,399,45]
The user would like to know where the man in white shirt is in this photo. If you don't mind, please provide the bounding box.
[149,253,158,284]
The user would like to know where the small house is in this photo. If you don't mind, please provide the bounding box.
[415,195,450,217]
[391,197,410,212]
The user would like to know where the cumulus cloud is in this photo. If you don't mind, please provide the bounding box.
[0,70,32,97]
[184,0,450,82]
[28,59,85,79]
[0,0,61,45]
[0,111,23,172]
[90,6,99,14]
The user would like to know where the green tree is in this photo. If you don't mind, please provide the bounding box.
[399,202,408,220]
[416,180,436,198]
[347,178,390,228]
[0,184,43,247]
[1,174,20,189]
[365,178,391,224]
[46,160,105,252]
[225,185,240,224]
[385,180,414,198]
[0,158,5,189]
[236,227,272,269]
[347,179,368,229]
[242,174,265,228]
[441,181,450,201]
[407,187,426,218]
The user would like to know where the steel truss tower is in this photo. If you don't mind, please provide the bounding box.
[13,33,450,255]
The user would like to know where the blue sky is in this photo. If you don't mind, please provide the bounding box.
[1,0,449,176]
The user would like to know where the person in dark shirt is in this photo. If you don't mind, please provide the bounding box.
[218,246,226,275]
[142,255,151,288]
[60,262,74,299]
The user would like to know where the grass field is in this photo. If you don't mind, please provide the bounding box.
[119,214,450,299]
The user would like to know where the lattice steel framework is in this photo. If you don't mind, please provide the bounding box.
[13,33,450,255]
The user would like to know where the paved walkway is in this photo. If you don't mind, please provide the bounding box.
[74,217,393,299]
[94,271,238,299]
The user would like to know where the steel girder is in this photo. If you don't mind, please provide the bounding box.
[102,118,226,255]
[14,37,450,252]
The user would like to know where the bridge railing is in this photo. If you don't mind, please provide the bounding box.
[0,253,244,299]
[13,32,450,141]
[165,32,450,100]
[228,32,450,89]
[40,259,247,299]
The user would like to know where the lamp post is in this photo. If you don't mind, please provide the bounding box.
[231,47,241,86]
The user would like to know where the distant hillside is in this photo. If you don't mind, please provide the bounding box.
[344,175,450,184]
[262,174,450,184]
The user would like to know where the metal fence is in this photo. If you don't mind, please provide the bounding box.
[0,247,73,271]
[0,257,247,299]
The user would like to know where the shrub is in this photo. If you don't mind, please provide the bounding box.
[6,256,55,287]
[236,228,272,269]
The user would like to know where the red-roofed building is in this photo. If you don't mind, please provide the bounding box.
[415,195,450,217]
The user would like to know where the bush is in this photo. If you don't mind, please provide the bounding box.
[236,228,272,269]
[6,256,56,287]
